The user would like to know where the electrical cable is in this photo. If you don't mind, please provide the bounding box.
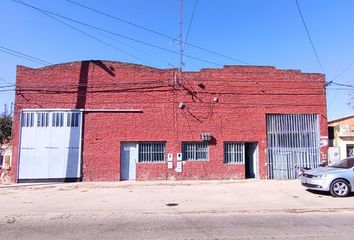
[0,84,15,89]
[185,0,198,44]
[0,45,51,65]
[0,76,13,85]
[330,61,354,82]
[64,0,248,64]
[295,0,325,74]
[330,82,354,88]
[0,48,49,66]
[11,0,223,67]
[0,89,15,93]
[326,61,354,108]
[22,3,156,67]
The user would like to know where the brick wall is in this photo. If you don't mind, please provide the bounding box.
[11,61,327,182]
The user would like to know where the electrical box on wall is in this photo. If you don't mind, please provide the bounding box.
[177,152,182,161]
[175,161,182,173]
[167,153,173,169]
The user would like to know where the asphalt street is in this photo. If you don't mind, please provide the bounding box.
[1,180,353,239]
[2,212,354,240]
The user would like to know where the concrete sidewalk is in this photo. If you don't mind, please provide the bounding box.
[1,179,354,218]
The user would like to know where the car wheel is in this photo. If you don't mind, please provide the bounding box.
[330,179,351,197]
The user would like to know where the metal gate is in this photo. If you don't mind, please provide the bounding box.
[266,114,320,179]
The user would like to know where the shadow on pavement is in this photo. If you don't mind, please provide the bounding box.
[306,189,354,198]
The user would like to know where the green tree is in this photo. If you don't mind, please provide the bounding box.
[0,113,12,144]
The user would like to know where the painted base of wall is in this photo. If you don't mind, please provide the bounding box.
[17,178,81,183]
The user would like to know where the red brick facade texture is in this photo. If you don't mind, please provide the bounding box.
[11,60,328,182]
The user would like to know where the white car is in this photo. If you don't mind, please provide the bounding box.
[301,158,354,197]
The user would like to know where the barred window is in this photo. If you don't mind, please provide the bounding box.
[21,112,34,127]
[36,112,49,127]
[67,112,80,127]
[224,142,245,164]
[52,112,64,127]
[182,142,209,161]
[138,142,166,162]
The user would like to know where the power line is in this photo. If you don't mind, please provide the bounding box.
[17,77,325,87]
[330,82,354,88]
[185,0,198,44]
[0,47,51,66]
[12,0,223,67]
[14,98,325,108]
[331,61,354,82]
[0,76,12,84]
[0,89,15,93]
[295,0,325,75]
[21,3,155,67]
[327,88,353,91]
[0,45,51,65]
[0,84,15,89]
[15,85,324,96]
[64,0,248,64]
[327,61,354,108]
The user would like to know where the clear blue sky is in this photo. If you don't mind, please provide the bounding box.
[1,0,353,120]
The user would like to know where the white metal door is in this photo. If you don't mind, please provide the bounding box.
[18,112,36,179]
[18,110,82,181]
[120,143,137,180]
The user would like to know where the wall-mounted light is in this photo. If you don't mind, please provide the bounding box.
[178,102,185,109]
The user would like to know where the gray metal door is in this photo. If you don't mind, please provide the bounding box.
[120,143,137,180]
[266,114,320,179]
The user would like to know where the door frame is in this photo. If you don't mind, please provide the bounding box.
[245,142,259,179]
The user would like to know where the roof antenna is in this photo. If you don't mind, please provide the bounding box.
[179,0,185,71]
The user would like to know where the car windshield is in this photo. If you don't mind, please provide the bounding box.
[329,158,354,169]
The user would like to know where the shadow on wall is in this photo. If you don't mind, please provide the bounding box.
[65,61,115,181]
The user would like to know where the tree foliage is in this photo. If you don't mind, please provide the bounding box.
[0,113,12,144]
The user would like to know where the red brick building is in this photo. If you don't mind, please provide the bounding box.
[10,60,328,183]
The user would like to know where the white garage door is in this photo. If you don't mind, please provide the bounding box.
[18,110,82,182]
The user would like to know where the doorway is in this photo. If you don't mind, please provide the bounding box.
[120,143,138,181]
[245,142,258,179]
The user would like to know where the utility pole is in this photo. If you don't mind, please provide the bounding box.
[10,102,14,116]
[3,104,8,116]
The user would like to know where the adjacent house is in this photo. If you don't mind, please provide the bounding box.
[328,115,354,163]
[0,142,12,184]
[10,60,328,183]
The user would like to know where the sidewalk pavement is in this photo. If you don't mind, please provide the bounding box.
[1,179,353,218]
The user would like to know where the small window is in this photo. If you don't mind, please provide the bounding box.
[36,112,49,127]
[224,142,244,164]
[138,142,166,162]
[182,142,209,161]
[347,145,354,157]
[67,112,80,127]
[52,112,64,127]
[21,112,34,127]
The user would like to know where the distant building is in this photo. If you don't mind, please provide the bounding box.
[10,61,327,183]
[328,115,354,163]
[0,143,12,184]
